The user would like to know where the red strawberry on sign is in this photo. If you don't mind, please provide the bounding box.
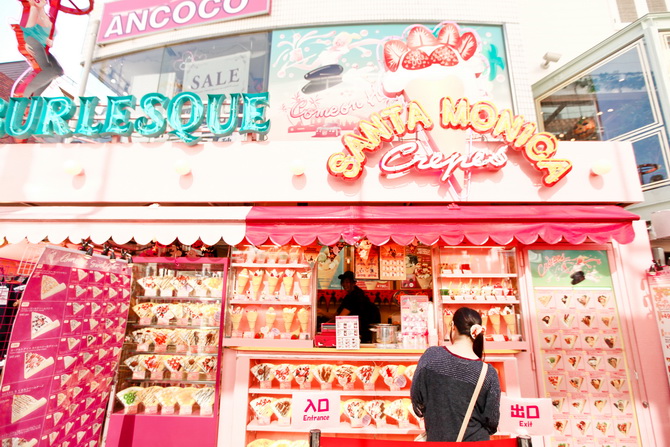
[383,39,408,72]
[405,25,438,49]
[458,32,478,61]
[401,49,431,70]
[430,45,459,66]
[436,22,462,48]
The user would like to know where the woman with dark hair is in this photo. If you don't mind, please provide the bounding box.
[411,307,501,442]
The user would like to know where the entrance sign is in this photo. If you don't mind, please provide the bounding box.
[98,0,271,43]
[291,391,341,430]
[498,396,553,436]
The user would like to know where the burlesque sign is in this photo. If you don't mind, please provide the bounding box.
[0,92,270,145]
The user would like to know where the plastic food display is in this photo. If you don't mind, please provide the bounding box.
[109,258,227,419]
[436,247,525,348]
[243,357,424,444]
[225,246,316,346]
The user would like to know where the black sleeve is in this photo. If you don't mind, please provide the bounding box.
[483,366,501,434]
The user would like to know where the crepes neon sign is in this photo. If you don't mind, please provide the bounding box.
[326,97,572,187]
[0,92,270,145]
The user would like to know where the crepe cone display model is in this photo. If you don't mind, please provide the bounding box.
[488,307,501,334]
[381,22,488,197]
[236,268,250,295]
[267,269,280,294]
[313,364,336,390]
[480,310,489,331]
[343,398,368,428]
[298,271,311,295]
[251,270,264,297]
[334,364,357,390]
[356,365,379,390]
[230,306,244,333]
[283,269,295,296]
[297,308,309,332]
[502,305,517,335]
[293,364,314,389]
[413,263,432,289]
[265,307,277,329]
[317,252,340,288]
[247,309,258,333]
[251,363,275,388]
[283,307,296,333]
[273,364,294,389]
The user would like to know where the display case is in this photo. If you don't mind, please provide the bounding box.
[434,247,527,350]
[224,246,316,348]
[103,257,227,447]
[220,348,520,446]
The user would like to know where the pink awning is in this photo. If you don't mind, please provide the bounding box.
[245,205,639,246]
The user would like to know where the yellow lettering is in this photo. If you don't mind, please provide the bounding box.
[342,132,379,163]
[491,109,527,144]
[358,114,394,147]
[536,159,573,186]
[525,133,557,161]
[440,97,470,130]
[380,104,406,136]
[511,122,537,150]
[469,101,498,134]
[406,101,432,134]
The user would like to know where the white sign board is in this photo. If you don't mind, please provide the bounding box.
[498,396,553,436]
[183,52,250,100]
[291,391,341,430]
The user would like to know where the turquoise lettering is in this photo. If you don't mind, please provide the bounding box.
[135,93,168,137]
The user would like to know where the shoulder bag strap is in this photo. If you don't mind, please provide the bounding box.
[456,362,488,442]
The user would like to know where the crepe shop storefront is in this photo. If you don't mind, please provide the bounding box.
[0,95,668,447]
[1,21,669,447]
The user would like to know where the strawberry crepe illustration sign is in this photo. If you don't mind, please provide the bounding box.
[268,23,513,144]
[324,22,571,198]
[0,246,131,447]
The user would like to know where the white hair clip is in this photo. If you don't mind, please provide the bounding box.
[470,324,485,339]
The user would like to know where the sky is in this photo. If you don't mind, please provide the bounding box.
[0,3,94,85]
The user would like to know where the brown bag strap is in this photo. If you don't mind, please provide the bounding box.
[456,362,488,442]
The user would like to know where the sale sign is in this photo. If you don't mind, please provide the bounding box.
[498,396,553,436]
[291,391,341,430]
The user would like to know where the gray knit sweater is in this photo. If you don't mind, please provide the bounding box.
[410,346,501,442]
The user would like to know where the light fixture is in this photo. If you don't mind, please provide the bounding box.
[174,160,191,176]
[109,250,116,262]
[63,160,84,176]
[101,244,110,256]
[290,159,306,176]
[541,52,562,69]
[591,159,613,176]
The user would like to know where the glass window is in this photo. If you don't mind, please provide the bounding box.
[632,132,670,185]
[539,43,659,141]
[91,32,271,98]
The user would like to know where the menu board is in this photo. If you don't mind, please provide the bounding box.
[354,241,379,280]
[0,246,131,447]
[402,245,432,289]
[379,243,405,281]
[529,250,639,447]
[647,268,670,387]
[400,295,429,349]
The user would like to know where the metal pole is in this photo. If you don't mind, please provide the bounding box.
[309,429,321,447]
[78,19,100,97]
[516,435,532,447]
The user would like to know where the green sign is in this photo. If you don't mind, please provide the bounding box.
[0,92,270,145]
[528,249,613,288]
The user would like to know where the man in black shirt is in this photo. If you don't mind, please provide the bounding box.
[333,271,381,343]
